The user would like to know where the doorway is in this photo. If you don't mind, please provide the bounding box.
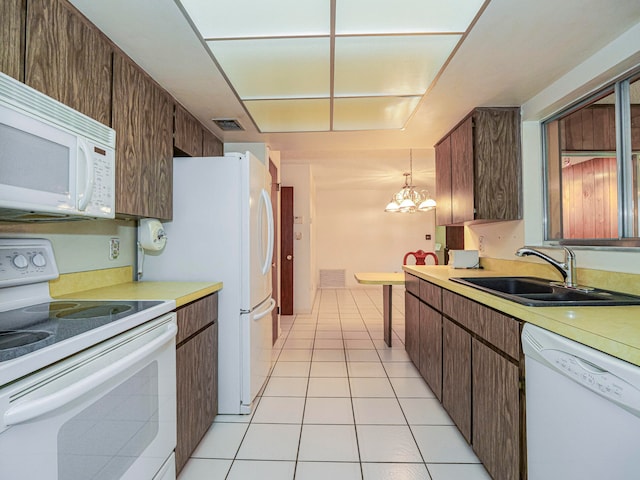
[281,186,294,315]
[269,159,279,344]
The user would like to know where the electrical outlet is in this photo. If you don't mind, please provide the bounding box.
[478,235,486,253]
[109,237,120,260]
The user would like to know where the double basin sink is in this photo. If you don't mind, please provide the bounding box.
[450,276,640,307]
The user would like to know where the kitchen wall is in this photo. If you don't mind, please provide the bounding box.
[316,188,437,288]
[474,21,640,274]
[0,219,137,275]
[280,164,317,313]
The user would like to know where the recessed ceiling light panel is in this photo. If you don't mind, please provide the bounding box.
[333,96,421,130]
[180,0,330,38]
[208,38,331,99]
[336,0,486,34]
[245,99,330,132]
[334,35,461,97]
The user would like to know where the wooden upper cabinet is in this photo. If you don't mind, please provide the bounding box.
[434,136,453,226]
[435,107,521,225]
[25,0,112,125]
[112,53,173,220]
[174,104,203,157]
[0,0,25,81]
[202,128,224,157]
[561,105,616,152]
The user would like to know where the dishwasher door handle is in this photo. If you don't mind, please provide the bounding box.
[4,323,177,426]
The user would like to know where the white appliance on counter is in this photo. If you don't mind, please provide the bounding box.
[0,71,115,221]
[522,323,640,479]
[0,239,177,480]
[143,151,276,414]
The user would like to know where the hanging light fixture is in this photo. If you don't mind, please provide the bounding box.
[384,149,436,213]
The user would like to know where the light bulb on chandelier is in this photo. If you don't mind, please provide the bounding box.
[384,149,436,213]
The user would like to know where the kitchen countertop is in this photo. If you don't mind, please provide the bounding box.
[403,265,640,367]
[56,281,222,308]
[50,266,222,307]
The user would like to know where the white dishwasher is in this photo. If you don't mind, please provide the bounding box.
[522,323,640,479]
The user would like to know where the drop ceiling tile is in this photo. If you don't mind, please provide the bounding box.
[333,96,421,130]
[334,35,461,97]
[245,99,330,132]
[208,38,330,99]
[180,0,329,38]
[335,0,486,34]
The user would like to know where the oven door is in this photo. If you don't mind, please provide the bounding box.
[0,313,177,480]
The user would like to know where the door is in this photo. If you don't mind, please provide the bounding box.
[269,159,279,344]
[281,186,294,315]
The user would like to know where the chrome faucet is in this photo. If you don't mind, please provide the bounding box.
[515,246,577,288]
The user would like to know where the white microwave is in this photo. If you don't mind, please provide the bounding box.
[0,72,115,221]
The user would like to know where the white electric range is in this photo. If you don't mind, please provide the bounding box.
[0,238,177,480]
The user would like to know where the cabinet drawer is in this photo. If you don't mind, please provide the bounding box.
[442,290,520,358]
[405,273,420,297]
[176,293,218,344]
[419,280,442,310]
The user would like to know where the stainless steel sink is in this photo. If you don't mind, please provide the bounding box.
[450,276,640,306]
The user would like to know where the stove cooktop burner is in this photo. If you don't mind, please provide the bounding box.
[0,300,163,362]
[0,331,51,349]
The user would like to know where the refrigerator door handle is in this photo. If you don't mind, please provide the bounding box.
[260,188,275,275]
[253,298,277,320]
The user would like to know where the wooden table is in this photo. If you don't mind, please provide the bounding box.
[354,272,405,347]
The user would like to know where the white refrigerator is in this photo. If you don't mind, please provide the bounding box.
[142,151,275,414]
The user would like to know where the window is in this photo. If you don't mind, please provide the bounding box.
[543,70,640,246]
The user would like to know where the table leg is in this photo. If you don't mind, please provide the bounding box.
[383,284,392,347]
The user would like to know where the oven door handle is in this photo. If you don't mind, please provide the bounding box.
[4,323,177,427]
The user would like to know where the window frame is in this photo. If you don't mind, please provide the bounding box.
[542,68,640,248]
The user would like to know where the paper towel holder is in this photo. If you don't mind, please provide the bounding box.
[137,219,167,279]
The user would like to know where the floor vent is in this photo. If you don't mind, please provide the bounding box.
[319,269,346,288]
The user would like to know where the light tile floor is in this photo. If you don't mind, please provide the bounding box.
[178,288,492,480]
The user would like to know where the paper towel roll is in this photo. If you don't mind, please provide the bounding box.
[139,218,167,251]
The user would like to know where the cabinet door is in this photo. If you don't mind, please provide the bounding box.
[442,318,471,442]
[473,108,521,220]
[450,117,474,224]
[404,292,420,368]
[112,53,173,219]
[419,302,442,400]
[0,0,24,81]
[435,136,453,226]
[174,104,203,157]
[25,0,112,124]
[472,339,520,480]
[202,128,223,156]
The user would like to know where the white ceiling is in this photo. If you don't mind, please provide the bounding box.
[69,0,640,190]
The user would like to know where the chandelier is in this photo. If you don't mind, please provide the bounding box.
[384,149,436,213]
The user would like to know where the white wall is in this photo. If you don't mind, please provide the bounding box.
[472,21,640,274]
[316,188,437,288]
[0,219,137,275]
[280,164,317,313]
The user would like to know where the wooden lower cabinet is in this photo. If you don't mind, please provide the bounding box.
[404,291,420,367]
[472,339,520,480]
[175,294,218,474]
[419,302,442,401]
[442,318,471,442]
[405,274,524,480]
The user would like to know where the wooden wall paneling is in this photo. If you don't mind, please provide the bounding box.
[450,117,474,224]
[174,103,203,157]
[631,105,640,150]
[473,108,521,220]
[435,136,453,226]
[472,339,520,480]
[546,121,563,239]
[0,0,25,81]
[25,0,112,124]
[202,128,224,156]
[442,319,471,442]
